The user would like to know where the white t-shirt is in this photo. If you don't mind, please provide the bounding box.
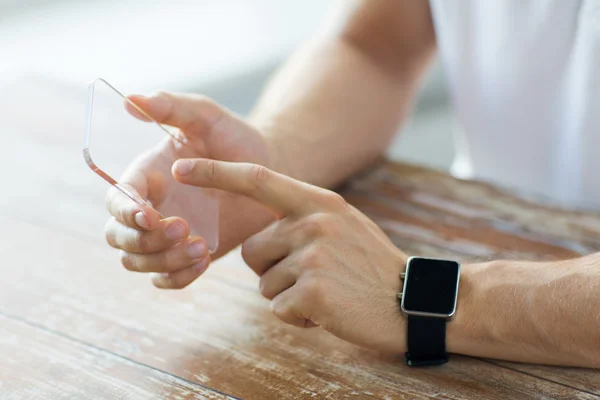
[429,0,600,210]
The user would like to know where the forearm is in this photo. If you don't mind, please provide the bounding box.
[449,254,600,367]
[250,38,432,188]
[249,1,436,188]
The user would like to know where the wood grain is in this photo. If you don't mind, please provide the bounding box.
[492,361,600,397]
[1,216,596,400]
[0,315,233,399]
[1,77,599,399]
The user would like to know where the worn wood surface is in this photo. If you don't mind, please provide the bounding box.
[1,77,599,399]
[0,315,233,400]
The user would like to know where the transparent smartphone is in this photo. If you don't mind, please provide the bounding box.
[84,78,219,251]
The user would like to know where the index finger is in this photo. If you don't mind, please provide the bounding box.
[172,159,319,217]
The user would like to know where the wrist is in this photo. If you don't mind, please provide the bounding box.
[446,262,475,354]
[263,133,292,178]
[361,250,408,355]
[446,261,492,356]
[372,257,487,357]
[248,117,294,179]
[251,118,316,185]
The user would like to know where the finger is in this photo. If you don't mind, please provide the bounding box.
[120,238,208,273]
[126,93,224,132]
[105,216,190,253]
[106,184,161,231]
[242,214,332,276]
[241,220,291,276]
[259,257,299,300]
[151,256,211,289]
[124,98,152,122]
[173,159,321,216]
[271,286,317,328]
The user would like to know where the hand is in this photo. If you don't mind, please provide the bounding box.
[104,92,277,289]
[172,158,408,353]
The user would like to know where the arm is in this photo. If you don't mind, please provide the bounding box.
[250,0,436,188]
[103,0,436,289]
[174,158,600,368]
[450,255,600,368]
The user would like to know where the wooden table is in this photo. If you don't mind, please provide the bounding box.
[1,77,600,399]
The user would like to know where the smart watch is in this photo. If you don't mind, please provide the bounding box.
[399,256,461,367]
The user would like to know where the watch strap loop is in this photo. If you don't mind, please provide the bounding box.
[405,315,448,366]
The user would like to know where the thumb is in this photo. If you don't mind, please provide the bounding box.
[125,92,224,132]
[124,95,153,122]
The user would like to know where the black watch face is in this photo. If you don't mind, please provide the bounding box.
[401,257,460,316]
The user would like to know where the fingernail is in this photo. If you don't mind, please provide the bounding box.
[187,240,207,259]
[134,211,149,229]
[166,221,186,241]
[193,257,210,272]
[175,159,194,176]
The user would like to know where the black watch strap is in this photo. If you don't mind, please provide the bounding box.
[405,315,448,366]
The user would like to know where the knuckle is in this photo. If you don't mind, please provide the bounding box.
[205,159,217,182]
[193,94,218,109]
[152,272,172,289]
[154,90,173,102]
[300,279,325,306]
[105,233,116,249]
[118,205,133,226]
[135,232,152,253]
[271,298,288,319]
[168,279,189,290]
[120,251,137,271]
[246,164,269,193]
[155,252,173,273]
[296,217,324,239]
[317,190,348,210]
[298,246,323,270]
[241,240,256,265]
[296,213,341,239]
[105,189,115,212]
[192,95,226,127]
[154,91,179,127]
[258,278,273,300]
[252,164,270,182]
[104,219,118,248]
[298,212,345,241]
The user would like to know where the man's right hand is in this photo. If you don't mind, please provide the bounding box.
[104,92,277,289]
